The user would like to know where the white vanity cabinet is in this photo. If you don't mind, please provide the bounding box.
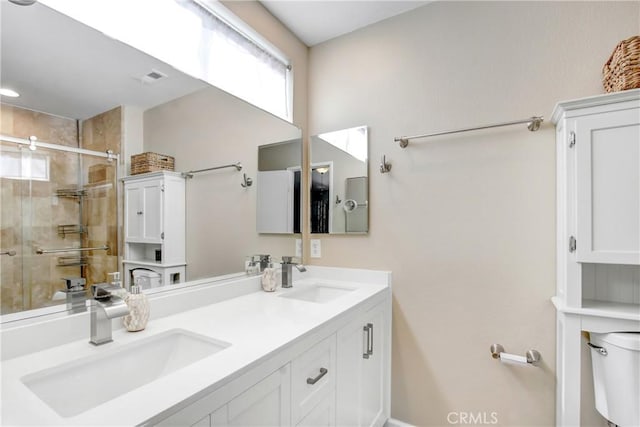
[211,365,292,426]
[122,171,186,287]
[155,297,390,427]
[552,89,640,426]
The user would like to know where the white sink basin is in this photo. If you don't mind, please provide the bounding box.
[279,283,355,303]
[21,329,230,418]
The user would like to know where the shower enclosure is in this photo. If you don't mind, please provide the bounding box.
[0,135,120,315]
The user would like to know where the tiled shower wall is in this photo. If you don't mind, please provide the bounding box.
[0,104,122,314]
[80,107,121,289]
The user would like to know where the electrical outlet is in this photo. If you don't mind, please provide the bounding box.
[295,239,302,257]
[310,239,321,258]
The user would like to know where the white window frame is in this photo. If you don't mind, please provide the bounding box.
[193,0,294,122]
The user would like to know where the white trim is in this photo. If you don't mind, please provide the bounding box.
[195,0,290,67]
[551,88,640,123]
[286,165,304,231]
[311,161,334,233]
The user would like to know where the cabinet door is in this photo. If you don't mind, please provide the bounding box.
[336,303,387,427]
[141,180,163,242]
[124,179,163,243]
[360,305,385,427]
[214,365,291,427]
[575,108,640,264]
[125,184,142,241]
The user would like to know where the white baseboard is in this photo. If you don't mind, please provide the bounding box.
[385,418,415,427]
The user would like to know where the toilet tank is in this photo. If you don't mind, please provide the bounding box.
[589,332,640,427]
[132,268,162,289]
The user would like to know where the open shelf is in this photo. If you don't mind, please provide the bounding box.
[552,297,640,322]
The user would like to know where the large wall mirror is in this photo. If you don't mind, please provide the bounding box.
[0,1,300,320]
[310,126,369,234]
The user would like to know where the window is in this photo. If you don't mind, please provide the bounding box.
[0,151,50,181]
[40,0,292,121]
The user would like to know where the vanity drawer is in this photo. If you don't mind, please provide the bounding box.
[291,334,336,424]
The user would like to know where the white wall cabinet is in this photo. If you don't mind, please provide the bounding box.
[156,298,390,427]
[552,89,640,427]
[125,178,163,243]
[574,107,640,265]
[122,171,186,287]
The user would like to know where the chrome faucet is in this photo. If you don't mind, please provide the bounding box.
[89,284,130,346]
[62,277,87,314]
[280,256,306,288]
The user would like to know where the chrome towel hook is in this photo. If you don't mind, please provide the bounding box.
[380,154,392,174]
[241,173,253,188]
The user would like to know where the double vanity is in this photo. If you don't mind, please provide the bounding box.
[1,266,391,426]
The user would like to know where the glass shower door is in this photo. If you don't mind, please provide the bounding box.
[1,140,118,315]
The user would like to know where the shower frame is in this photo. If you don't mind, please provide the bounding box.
[0,134,121,314]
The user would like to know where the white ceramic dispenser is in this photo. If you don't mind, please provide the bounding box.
[123,278,150,332]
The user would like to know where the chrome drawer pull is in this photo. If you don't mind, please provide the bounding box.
[306,367,328,385]
[367,323,374,356]
[363,325,370,359]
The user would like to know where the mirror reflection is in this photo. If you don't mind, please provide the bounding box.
[0,1,301,319]
[310,126,369,234]
[256,140,303,234]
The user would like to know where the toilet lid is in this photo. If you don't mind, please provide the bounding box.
[592,332,640,351]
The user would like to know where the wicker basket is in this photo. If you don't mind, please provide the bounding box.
[130,152,175,175]
[602,35,640,93]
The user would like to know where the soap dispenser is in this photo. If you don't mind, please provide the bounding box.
[123,277,150,332]
[261,262,278,292]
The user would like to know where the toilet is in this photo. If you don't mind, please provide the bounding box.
[131,268,162,289]
[588,332,640,426]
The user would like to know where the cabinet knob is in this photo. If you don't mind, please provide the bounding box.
[137,211,143,215]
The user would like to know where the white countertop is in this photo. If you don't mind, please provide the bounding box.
[1,268,390,426]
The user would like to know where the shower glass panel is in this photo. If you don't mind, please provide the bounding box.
[0,140,118,315]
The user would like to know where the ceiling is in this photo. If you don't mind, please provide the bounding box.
[0,1,431,120]
[259,1,431,47]
[0,1,206,120]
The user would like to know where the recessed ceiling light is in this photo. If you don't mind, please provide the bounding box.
[0,88,20,97]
